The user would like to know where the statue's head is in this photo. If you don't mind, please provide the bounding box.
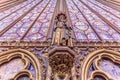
[56,13,67,22]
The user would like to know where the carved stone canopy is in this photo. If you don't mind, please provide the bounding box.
[47,47,78,57]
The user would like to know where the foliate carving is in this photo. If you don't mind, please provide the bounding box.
[73,41,120,49]
[46,47,78,79]
[0,41,51,48]
[0,41,120,52]
[49,53,74,76]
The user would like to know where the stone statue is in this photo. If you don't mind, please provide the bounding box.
[52,13,72,46]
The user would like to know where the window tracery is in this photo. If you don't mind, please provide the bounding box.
[0,49,43,80]
[94,75,106,80]
[17,75,30,80]
[81,49,120,80]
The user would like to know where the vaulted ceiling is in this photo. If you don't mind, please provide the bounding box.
[0,0,120,42]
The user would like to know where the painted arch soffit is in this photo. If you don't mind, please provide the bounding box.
[81,49,120,80]
[0,49,41,80]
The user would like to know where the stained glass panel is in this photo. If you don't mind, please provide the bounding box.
[0,0,120,42]
[0,0,56,41]
[24,0,57,41]
[81,0,120,41]
[0,0,40,33]
[18,75,30,80]
[0,58,25,80]
[67,0,120,41]
[99,58,120,80]
[66,0,99,41]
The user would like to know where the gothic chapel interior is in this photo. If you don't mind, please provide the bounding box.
[0,0,120,80]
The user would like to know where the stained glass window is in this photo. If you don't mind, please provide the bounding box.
[0,58,25,80]
[94,75,106,80]
[0,0,120,42]
[66,0,120,41]
[99,58,120,80]
[0,0,56,41]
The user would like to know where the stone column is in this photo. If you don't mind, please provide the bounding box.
[46,66,52,80]
[71,65,77,80]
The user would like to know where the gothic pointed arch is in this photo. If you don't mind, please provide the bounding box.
[81,49,120,80]
[0,49,42,80]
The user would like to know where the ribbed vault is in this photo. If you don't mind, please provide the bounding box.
[0,0,120,42]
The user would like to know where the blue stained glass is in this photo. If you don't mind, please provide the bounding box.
[28,63,36,79]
